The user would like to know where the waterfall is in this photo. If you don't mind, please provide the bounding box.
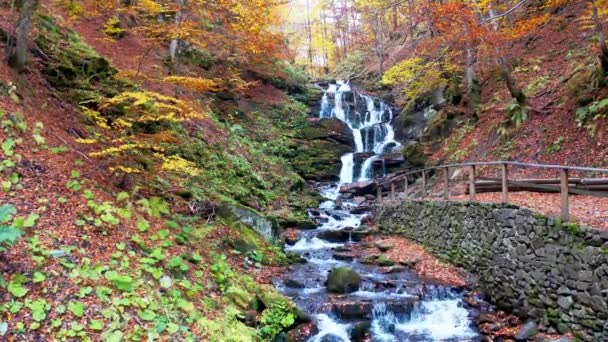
[358,156,378,182]
[395,298,478,340]
[339,153,354,184]
[319,81,401,186]
[371,303,399,341]
[309,314,351,342]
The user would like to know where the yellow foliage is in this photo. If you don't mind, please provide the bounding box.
[162,76,220,92]
[155,154,200,176]
[136,0,165,16]
[100,91,204,130]
[75,138,98,144]
[89,144,139,157]
[110,166,142,174]
[80,106,109,129]
[381,57,451,106]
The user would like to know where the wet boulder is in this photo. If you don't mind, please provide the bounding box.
[333,252,355,261]
[352,197,367,205]
[330,301,374,319]
[286,252,307,264]
[350,321,372,340]
[375,241,394,252]
[286,322,319,342]
[350,205,370,214]
[326,267,361,294]
[304,118,354,146]
[319,335,346,342]
[297,219,318,230]
[284,278,305,289]
[515,321,538,341]
[381,265,406,274]
[283,229,301,246]
[328,299,417,320]
[351,226,375,241]
[317,230,351,243]
[339,181,377,197]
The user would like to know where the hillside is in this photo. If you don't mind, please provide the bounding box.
[0,2,335,340]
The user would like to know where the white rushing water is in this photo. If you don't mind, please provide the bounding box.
[319,81,401,185]
[310,314,352,342]
[368,299,478,341]
[396,298,478,340]
[286,237,344,251]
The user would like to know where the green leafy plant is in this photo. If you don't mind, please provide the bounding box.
[104,271,137,292]
[576,97,608,134]
[137,197,170,217]
[210,254,234,292]
[8,274,29,298]
[167,256,190,273]
[68,301,85,318]
[505,100,528,127]
[25,299,50,322]
[0,204,20,250]
[546,136,564,154]
[259,300,296,339]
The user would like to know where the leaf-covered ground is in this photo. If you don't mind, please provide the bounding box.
[453,192,608,231]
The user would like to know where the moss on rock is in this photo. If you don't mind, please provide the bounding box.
[326,267,361,294]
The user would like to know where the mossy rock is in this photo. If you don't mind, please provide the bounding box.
[376,255,395,267]
[401,142,427,166]
[225,285,255,310]
[326,267,361,294]
[360,255,379,264]
[226,222,263,254]
[219,204,282,243]
[256,285,308,322]
[34,14,132,105]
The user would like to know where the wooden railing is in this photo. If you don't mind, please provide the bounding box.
[376,161,608,222]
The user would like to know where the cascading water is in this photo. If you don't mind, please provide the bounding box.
[320,81,400,184]
[276,81,484,341]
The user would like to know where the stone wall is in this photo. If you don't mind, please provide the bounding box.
[372,201,608,341]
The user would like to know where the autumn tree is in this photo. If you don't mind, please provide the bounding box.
[589,0,608,75]
[6,0,39,73]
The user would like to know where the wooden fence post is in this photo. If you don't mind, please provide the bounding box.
[390,182,395,200]
[444,167,449,200]
[501,163,509,203]
[421,170,426,199]
[404,176,408,200]
[377,183,382,201]
[469,165,476,201]
[560,169,569,222]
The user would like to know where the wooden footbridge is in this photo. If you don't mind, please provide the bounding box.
[376,161,608,222]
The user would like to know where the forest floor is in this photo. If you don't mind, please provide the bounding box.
[452,192,608,231]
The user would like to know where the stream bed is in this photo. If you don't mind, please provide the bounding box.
[274,82,487,341]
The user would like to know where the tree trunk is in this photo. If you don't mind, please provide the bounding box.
[590,0,608,75]
[306,0,314,76]
[374,13,384,75]
[498,56,526,104]
[11,0,38,73]
[169,0,186,63]
[466,45,481,112]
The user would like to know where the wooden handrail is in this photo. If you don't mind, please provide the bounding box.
[388,161,608,183]
[379,160,608,223]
